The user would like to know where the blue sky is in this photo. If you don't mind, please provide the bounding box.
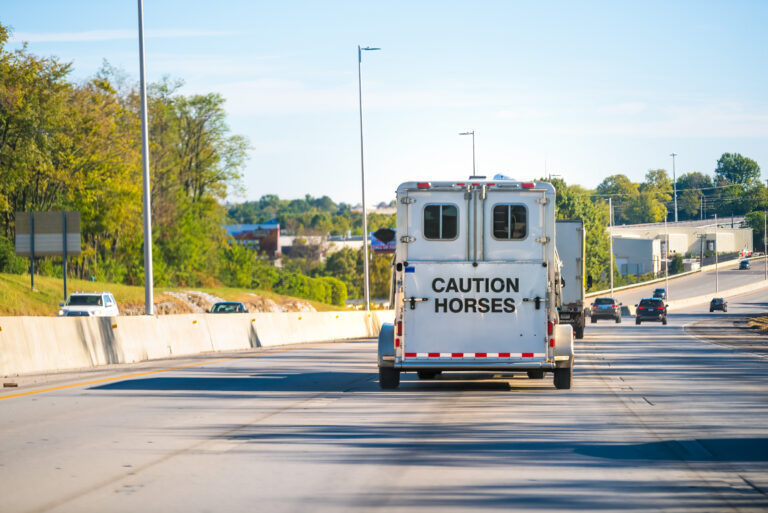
[3,0,767,205]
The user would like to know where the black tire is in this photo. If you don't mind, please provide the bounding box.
[379,367,400,389]
[554,367,572,390]
[615,316,621,324]
[574,325,584,339]
[723,307,727,313]
[527,369,545,379]
[635,318,641,325]
[710,308,714,313]
[417,370,439,380]
[591,317,597,324]
[662,317,667,325]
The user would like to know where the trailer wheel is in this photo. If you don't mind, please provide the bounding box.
[417,370,439,380]
[527,370,545,379]
[554,367,572,390]
[379,367,400,389]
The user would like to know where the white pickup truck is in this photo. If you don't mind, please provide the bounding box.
[378,179,574,389]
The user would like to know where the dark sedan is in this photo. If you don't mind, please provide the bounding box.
[710,298,727,312]
[635,298,667,325]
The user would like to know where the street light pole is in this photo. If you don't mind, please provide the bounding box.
[764,210,767,281]
[459,131,476,176]
[670,153,678,223]
[357,45,379,312]
[664,208,669,300]
[715,213,719,293]
[609,197,614,296]
[137,0,154,315]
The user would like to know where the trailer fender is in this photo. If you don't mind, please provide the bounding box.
[378,323,395,368]
[553,324,574,368]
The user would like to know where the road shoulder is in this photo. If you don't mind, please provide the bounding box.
[685,316,768,357]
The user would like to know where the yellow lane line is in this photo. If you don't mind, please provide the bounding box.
[0,343,334,401]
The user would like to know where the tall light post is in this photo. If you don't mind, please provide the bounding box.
[608,197,614,296]
[138,0,153,315]
[714,213,719,293]
[358,45,379,312]
[764,211,767,281]
[664,208,669,300]
[459,131,476,176]
[670,153,678,223]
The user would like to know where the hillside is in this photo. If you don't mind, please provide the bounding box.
[0,273,344,317]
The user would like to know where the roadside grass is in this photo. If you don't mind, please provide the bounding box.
[748,315,768,332]
[0,273,345,316]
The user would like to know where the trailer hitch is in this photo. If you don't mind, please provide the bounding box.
[523,296,542,310]
[404,297,429,310]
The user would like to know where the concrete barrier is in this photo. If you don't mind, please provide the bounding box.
[0,310,394,378]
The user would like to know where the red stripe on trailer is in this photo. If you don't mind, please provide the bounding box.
[428,352,440,357]
[405,352,417,357]
[522,353,534,357]
[475,352,487,357]
[451,353,463,357]
[499,352,511,357]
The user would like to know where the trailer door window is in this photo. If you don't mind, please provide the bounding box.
[423,204,458,240]
[492,204,527,240]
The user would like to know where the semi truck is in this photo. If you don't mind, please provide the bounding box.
[555,220,586,339]
[377,179,574,390]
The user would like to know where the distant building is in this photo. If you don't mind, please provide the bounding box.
[223,220,280,257]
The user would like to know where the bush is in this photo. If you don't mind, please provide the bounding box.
[319,276,347,306]
[0,235,28,274]
[669,253,684,275]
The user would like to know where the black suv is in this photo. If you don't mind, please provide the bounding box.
[590,297,622,323]
[635,298,667,325]
[710,297,727,312]
[739,260,751,270]
[652,288,667,299]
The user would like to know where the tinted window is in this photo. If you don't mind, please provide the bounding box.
[639,299,663,306]
[423,204,458,240]
[594,298,615,305]
[67,295,102,306]
[492,204,527,240]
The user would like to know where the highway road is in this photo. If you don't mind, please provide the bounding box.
[1,291,767,512]
[590,257,768,308]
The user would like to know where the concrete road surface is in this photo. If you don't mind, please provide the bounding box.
[1,293,767,512]
[591,258,768,308]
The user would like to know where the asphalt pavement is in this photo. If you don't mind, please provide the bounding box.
[1,292,767,512]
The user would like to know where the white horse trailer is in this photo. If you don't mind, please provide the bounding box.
[378,179,574,389]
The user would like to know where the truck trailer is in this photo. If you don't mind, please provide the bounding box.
[555,220,586,339]
[377,179,574,390]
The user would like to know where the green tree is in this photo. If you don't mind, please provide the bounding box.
[596,174,639,225]
[715,153,761,187]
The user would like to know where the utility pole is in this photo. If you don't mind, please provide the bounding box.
[764,210,767,281]
[670,153,678,223]
[609,197,614,296]
[138,0,154,315]
[700,196,703,221]
[715,213,719,293]
[664,208,669,300]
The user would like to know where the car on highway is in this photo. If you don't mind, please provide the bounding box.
[58,292,119,317]
[590,297,622,323]
[710,297,727,312]
[653,288,667,300]
[635,298,667,325]
[209,301,248,313]
[739,260,751,270]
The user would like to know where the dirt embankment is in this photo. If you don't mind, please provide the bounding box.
[120,291,317,316]
[747,315,768,332]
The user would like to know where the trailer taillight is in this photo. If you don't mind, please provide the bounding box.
[522,182,535,189]
[395,338,400,347]
[417,182,431,189]
[548,321,553,335]
[396,321,402,336]
[550,339,555,347]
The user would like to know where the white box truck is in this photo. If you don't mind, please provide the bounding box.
[555,220,586,339]
[378,179,574,389]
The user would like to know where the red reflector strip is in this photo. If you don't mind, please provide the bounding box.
[522,353,534,358]
[451,353,463,357]
[403,352,545,358]
[475,352,487,357]
[395,338,400,347]
[486,182,495,186]
[522,182,535,189]
[456,182,465,186]
[405,352,417,357]
[396,322,402,336]
[499,353,511,357]
[428,352,440,357]
[417,182,431,189]
[548,321,553,335]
